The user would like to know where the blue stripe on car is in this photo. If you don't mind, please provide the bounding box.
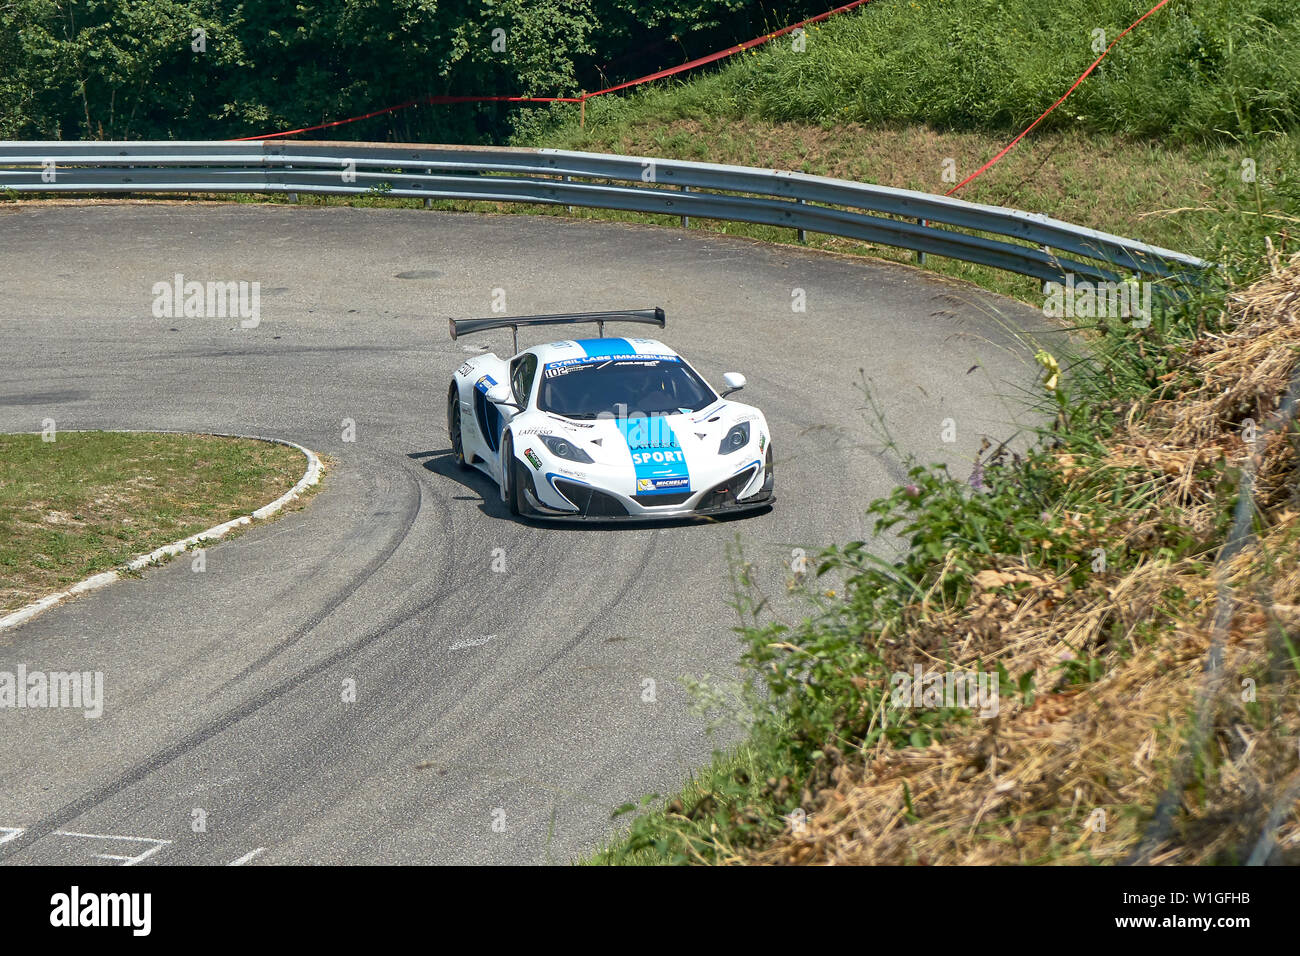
[576,338,633,358]
[616,414,690,494]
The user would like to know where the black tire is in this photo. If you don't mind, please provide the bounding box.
[501,434,528,517]
[447,384,469,470]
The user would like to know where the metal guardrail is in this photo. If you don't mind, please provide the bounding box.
[0,140,1212,287]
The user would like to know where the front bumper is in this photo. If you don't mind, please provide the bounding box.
[524,460,774,522]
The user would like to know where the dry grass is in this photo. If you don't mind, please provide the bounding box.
[750,254,1300,865]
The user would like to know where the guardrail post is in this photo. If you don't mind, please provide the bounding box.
[797,198,806,243]
[681,185,689,229]
[564,175,573,214]
[286,163,297,204]
[917,219,926,265]
[425,166,433,208]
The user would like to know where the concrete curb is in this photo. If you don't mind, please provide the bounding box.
[0,430,324,634]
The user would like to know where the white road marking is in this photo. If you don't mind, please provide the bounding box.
[53,829,172,866]
[449,634,495,652]
[6,822,268,866]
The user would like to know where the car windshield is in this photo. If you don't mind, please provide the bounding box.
[538,356,716,419]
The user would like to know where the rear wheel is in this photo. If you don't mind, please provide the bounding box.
[447,384,468,470]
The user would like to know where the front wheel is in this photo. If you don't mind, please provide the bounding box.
[447,384,468,470]
[500,434,528,517]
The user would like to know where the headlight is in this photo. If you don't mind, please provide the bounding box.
[719,422,750,454]
[538,433,594,464]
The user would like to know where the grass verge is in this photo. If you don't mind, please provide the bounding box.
[0,431,308,612]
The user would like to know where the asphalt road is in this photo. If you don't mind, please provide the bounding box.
[0,202,1063,864]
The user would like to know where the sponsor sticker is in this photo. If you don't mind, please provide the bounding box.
[544,354,679,375]
[548,415,593,428]
[630,449,685,466]
[638,477,688,491]
[523,448,542,470]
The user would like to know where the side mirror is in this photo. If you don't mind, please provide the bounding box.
[485,383,518,408]
[720,372,746,397]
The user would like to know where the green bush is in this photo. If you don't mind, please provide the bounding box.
[0,0,843,141]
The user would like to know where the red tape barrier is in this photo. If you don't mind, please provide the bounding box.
[944,0,1175,195]
[585,0,873,99]
[229,95,582,142]
[231,0,874,141]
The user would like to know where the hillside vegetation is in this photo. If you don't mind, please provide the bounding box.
[561,0,1300,865]
[676,0,1300,140]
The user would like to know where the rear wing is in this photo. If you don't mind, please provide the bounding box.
[449,307,665,354]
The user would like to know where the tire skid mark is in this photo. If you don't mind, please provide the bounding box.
[307,508,643,781]
[531,527,662,682]
[209,455,425,697]
[0,464,556,864]
[129,486,546,861]
[0,553,472,864]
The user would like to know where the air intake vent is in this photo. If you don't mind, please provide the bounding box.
[632,492,693,506]
[553,479,627,517]
[696,465,759,512]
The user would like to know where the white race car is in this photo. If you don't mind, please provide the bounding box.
[446,308,774,520]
